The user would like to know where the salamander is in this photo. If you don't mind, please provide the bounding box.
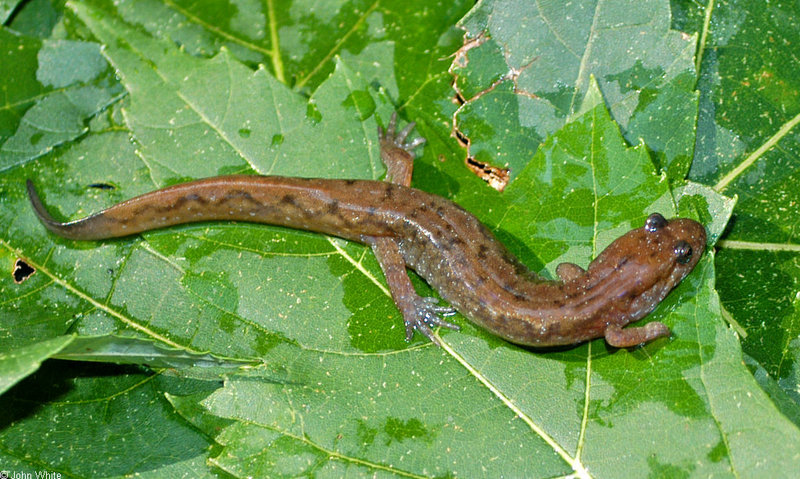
[27,114,707,348]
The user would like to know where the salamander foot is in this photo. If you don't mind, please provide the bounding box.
[378,112,425,152]
[402,296,459,346]
[604,322,671,348]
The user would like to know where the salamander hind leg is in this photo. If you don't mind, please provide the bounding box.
[378,112,425,187]
[604,322,671,348]
[370,237,458,346]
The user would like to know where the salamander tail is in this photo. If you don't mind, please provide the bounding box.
[26,180,111,240]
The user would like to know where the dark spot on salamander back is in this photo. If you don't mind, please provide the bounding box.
[327,200,340,215]
[164,194,205,213]
[383,183,395,200]
[224,190,254,201]
[408,205,426,219]
[448,236,465,248]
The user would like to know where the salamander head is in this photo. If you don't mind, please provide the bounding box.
[588,213,707,321]
[639,212,707,280]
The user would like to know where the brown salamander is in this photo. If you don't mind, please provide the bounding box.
[27,114,707,348]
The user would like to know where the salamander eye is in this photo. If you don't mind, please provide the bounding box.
[674,241,693,264]
[645,213,668,232]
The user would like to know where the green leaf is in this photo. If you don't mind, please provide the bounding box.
[0,31,124,170]
[55,334,258,369]
[452,0,698,180]
[0,0,23,25]
[4,0,60,37]
[2,0,800,477]
[0,335,73,395]
[0,28,47,143]
[676,0,800,409]
[0,360,224,477]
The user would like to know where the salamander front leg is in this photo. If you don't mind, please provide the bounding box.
[604,322,671,348]
[378,112,424,187]
[370,236,458,346]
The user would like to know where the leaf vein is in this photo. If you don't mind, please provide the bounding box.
[0,238,196,352]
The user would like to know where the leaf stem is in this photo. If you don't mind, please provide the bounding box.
[575,341,593,461]
[438,340,592,478]
[714,111,800,191]
[294,0,379,90]
[164,0,272,58]
[266,0,285,83]
[720,303,747,339]
[717,240,800,252]
[0,239,194,352]
[694,0,715,74]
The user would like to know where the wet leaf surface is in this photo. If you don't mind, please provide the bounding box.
[674,0,800,414]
